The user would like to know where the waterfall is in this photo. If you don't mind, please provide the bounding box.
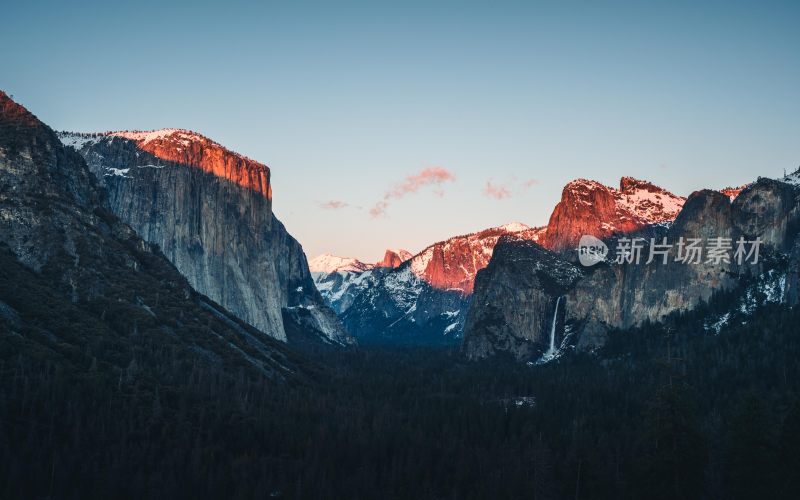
[543,296,561,361]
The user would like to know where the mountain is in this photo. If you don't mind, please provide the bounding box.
[408,222,545,294]
[543,177,686,251]
[338,223,546,342]
[58,129,350,345]
[309,254,374,274]
[309,247,404,309]
[376,248,413,268]
[315,174,746,347]
[310,248,412,315]
[0,91,301,379]
[464,175,800,360]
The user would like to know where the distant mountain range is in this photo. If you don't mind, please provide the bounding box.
[5,89,793,364]
[308,248,412,274]
[311,175,775,351]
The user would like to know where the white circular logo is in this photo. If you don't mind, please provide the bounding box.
[577,235,608,267]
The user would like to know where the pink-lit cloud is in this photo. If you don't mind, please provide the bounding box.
[483,181,511,200]
[319,200,349,210]
[523,178,539,188]
[370,167,456,217]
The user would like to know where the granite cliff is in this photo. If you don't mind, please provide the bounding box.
[543,177,685,252]
[59,130,349,345]
[0,91,299,377]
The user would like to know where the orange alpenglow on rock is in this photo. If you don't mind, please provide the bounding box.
[408,223,546,294]
[543,177,686,252]
[720,185,748,201]
[109,129,271,199]
[376,249,413,268]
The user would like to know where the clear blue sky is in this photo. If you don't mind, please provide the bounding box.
[3,0,798,261]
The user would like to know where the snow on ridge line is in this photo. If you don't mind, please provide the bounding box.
[498,222,532,233]
[405,222,542,264]
[616,187,685,222]
[108,129,192,144]
[308,254,374,274]
[56,131,102,150]
[385,248,414,260]
[57,129,264,168]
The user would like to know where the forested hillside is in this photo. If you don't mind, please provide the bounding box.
[3,281,799,499]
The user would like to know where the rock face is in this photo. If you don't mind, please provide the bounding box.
[464,178,800,360]
[111,129,271,198]
[0,91,298,377]
[335,223,546,342]
[463,237,583,359]
[410,223,546,295]
[543,177,685,252]
[59,130,350,345]
[341,265,468,343]
[376,249,412,268]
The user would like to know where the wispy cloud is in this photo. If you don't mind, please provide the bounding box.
[523,178,539,188]
[370,167,456,217]
[319,200,349,210]
[483,181,511,200]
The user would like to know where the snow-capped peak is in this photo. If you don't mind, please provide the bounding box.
[496,222,532,233]
[308,254,374,274]
[561,177,685,224]
[614,179,685,223]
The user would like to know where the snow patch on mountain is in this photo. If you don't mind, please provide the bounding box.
[104,167,131,178]
[616,184,685,222]
[704,269,787,334]
[56,132,102,150]
[498,222,532,233]
[108,129,199,145]
[780,168,800,187]
[309,254,374,274]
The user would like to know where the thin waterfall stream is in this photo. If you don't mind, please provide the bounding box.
[541,296,561,362]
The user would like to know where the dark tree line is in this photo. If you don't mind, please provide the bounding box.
[2,266,800,498]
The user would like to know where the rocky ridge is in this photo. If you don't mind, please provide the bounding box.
[58,129,349,345]
[337,223,546,342]
[464,176,800,360]
[543,177,686,252]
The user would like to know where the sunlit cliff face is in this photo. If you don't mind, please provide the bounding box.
[406,224,546,295]
[109,129,271,200]
[542,177,687,252]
